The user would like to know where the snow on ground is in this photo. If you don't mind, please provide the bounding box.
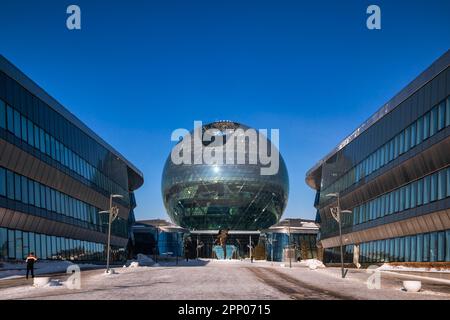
[376,263,450,273]
[0,260,101,280]
[0,259,448,300]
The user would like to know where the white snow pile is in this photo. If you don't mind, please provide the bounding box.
[376,263,450,273]
[0,260,100,280]
[124,254,155,268]
[299,259,326,269]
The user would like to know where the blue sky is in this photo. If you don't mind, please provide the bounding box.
[0,0,449,221]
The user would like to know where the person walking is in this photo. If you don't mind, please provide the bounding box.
[25,252,37,279]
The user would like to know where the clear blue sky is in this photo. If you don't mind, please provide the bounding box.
[0,1,449,221]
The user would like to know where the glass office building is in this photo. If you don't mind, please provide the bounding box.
[262,219,319,262]
[132,219,187,258]
[306,50,450,264]
[0,55,143,261]
[162,121,289,231]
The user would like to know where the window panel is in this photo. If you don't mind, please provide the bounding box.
[423,233,430,262]
[28,179,34,205]
[410,235,417,262]
[438,101,446,130]
[438,170,446,200]
[14,173,21,201]
[423,176,431,205]
[0,100,5,129]
[34,181,41,208]
[410,123,416,149]
[430,173,438,202]
[21,175,28,204]
[35,233,42,259]
[430,232,437,262]
[416,234,423,262]
[0,167,6,197]
[6,105,14,133]
[437,231,445,262]
[29,232,35,255]
[446,230,450,262]
[423,113,430,140]
[430,106,438,136]
[8,229,15,259]
[15,230,23,260]
[21,116,27,142]
[39,128,46,153]
[416,117,423,144]
[27,119,34,146]
[33,124,40,150]
[446,97,450,127]
[13,109,21,138]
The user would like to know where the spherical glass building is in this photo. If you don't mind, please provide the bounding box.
[161,121,289,231]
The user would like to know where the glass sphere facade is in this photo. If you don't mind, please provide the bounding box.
[162,121,289,230]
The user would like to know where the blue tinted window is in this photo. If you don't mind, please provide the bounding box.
[13,109,21,138]
[430,173,438,202]
[21,176,28,204]
[0,168,5,197]
[446,97,450,127]
[39,128,46,153]
[430,232,437,262]
[423,113,430,140]
[6,105,14,133]
[14,174,21,201]
[423,176,430,205]
[34,181,41,208]
[26,119,34,146]
[28,180,35,205]
[416,117,423,144]
[405,236,411,262]
[410,235,417,262]
[0,100,5,129]
[6,171,14,199]
[438,231,445,262]
[416,234,423,262]
[438,101,446,130]
[21,116,27,142]
[423,233,430,262]
[430,106,438,136]
[447,168,450,198]
[34,124,40,150]
[0,228,7,259]
[446,230,450,262]
[8,229,15,259]
[438,170,446,200]
[410,124,416,148]
[15,230,23,260]
[29,233,35,255]
[35,233,41,259]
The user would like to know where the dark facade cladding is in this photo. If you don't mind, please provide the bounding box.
[0,56,143,261]
[306,50,450,264]
[161,121,289,231]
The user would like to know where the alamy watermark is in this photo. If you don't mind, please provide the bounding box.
[367,5,381,30]
[170,121,280,176]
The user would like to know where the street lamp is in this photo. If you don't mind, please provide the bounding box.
[288,219,292,268]
[326,192,352,279]
[99,194,123,274]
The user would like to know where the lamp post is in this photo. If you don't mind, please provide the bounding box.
[288,219,292,268]
[99,194,123,274]
[326,192,352,279]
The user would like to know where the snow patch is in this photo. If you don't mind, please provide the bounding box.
[0,260,101,280]
[299,259,326,269]
[376,264,450,273]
